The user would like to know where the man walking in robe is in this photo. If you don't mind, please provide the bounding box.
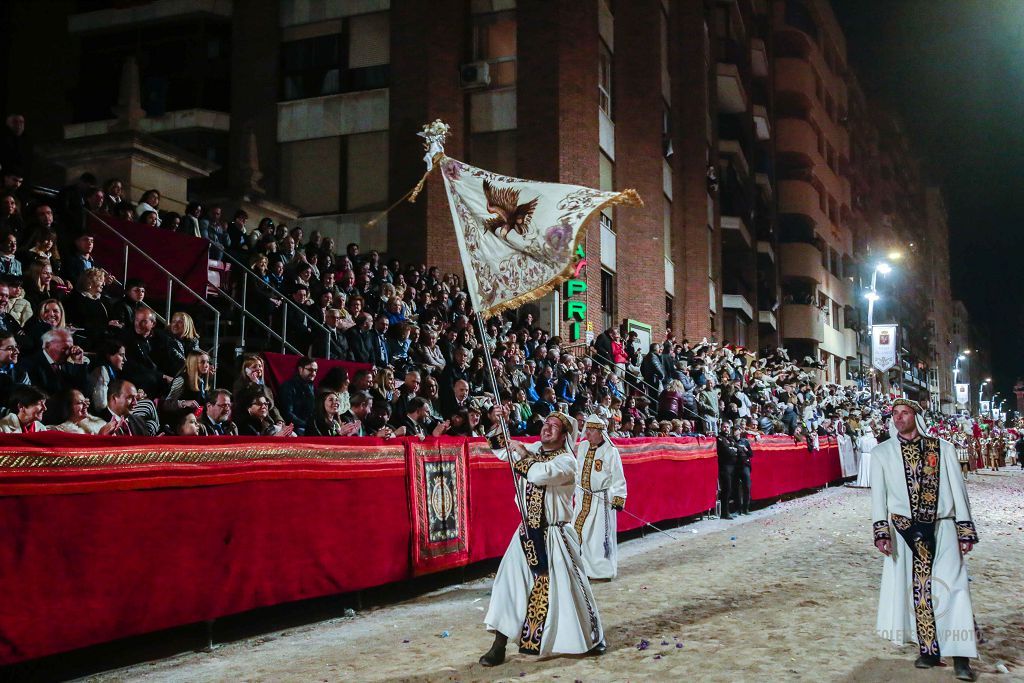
[871,398,979,681]
[479,411,605,666]
[573,414,627,580]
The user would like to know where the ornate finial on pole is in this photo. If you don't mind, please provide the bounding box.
[416,119,451,171]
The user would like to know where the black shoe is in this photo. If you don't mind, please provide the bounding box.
[721,513,734,520]
[953,657,976,681]
[914,654,941,669]
[587,640,607,656]
[479,639,507,667]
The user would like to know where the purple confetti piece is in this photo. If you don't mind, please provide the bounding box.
[637,639,650,650]
[402,639,410,643]
[661,640,669,645]
[654,654,663,660]
[676,643,684,648]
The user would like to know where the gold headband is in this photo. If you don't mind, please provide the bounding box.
[892,398,923,414]
[548,412,573,435]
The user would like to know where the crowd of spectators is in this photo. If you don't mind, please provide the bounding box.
[0,112,910,442]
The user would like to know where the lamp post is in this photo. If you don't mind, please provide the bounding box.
[866,261,893,399]
[978,379,990,417]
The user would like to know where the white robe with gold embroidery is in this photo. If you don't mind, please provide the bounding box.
[484,441,604,656]
[870,436,979,657]
[572,438,627,580]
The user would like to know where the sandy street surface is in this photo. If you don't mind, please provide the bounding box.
[90,470,1024,683]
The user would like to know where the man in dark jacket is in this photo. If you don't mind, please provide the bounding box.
[121,307,168,398]
[277,356,317,435]
[201,389,238,436]
[640,344,666,397]
[733,425,754,515]
[313,307,349,360]
[716,426,739,519]
[18,328,90,414]
[95,379,154,436]
[346,312,375,364]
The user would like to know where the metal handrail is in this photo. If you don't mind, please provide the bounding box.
[86,210,221,377]
[209,282,303,356]
[215,248,332,358]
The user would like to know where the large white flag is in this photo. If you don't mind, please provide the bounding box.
[438,155,640,316]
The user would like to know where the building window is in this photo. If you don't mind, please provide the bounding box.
[472,10,517,87]
[601,269,616,332]
[598,40,613,118]
[281,13,390,101]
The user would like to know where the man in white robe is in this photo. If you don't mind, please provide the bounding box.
[871,399,979,681]
[573,414,627,580]
[479,412,605,667]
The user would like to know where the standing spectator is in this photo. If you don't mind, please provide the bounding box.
[277,356,317,435]
[716,425,739,519]
[733,425,754,515]
[640,343,666,395]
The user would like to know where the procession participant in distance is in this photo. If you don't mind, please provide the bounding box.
[870,398,980,681]
[479,411,605,667]
[572,413,627,580]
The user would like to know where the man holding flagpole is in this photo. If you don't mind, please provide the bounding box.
[415,119,641,667]
[480,411,605,666]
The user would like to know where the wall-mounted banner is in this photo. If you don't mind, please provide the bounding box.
[955,383,969,405]
[871,324,898,373]
[980,400,990,415]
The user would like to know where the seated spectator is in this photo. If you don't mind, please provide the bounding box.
[63,234,96,285]
[0,279,22,338]
[339,390,393,438]
[0,384,48,432]
[532,386,557,419]
[88,338,125,408]
[387,322,412,369]
[0,232,22,276]
[159,311,200,378]
[0,333,28,407]
[318,366,350,413]
[412,327,446,376]
[393,369,421,420]
[235,389,294,437]
[22,259,68,310]
[121,307,169,398]
[346,312,374,364]
[166,349,214,409]
[52,388,118,434]
[65,267,119,350]
[4,276,32,327]
[399,396,448,437]
[110,278,147,331]
[95,379,155,436]
[313,307,349,360]
[18,327,89,407]
[370,314,391,368]
[102,178,126,213]
[307,389,360,437]
[138,210,158,227]
[277,356,317,435]
[166,410,201,436]
[135,189,161,227]
[234,355,283,423]
[370,366,396,407]
[466,403,486,437]
[200,388,237,436]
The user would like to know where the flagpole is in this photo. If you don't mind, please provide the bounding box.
[473,312,531,533]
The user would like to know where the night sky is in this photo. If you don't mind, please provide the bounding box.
[832,0,1024,395]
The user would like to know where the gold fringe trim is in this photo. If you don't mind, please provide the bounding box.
[480,187,643,318]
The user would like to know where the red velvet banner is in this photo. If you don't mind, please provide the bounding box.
[88,214,210,304]
[406,437,470,575]
[0,433,841,665]
[262,351,372,392]
[749,435,843,500]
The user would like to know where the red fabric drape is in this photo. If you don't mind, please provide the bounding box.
[88,214,210,304]
[262,351,372,391]
[0,432,841,665]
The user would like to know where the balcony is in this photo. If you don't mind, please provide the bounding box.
[758,310,778,330]
[754,104,771,141]
[723,294,754,320]
[782,303,824,342]
[757,240,775,262]
[718,138,750,177]
[780,241,823,283]
[277,88,388,142]
[778,179,828,228]
[751,39,769,78]
[722,216,753,248]
[775,58,817,100]
[717,63,749,114]
[64,108,230,140]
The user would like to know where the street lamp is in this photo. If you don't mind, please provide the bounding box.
[978,379,990,416]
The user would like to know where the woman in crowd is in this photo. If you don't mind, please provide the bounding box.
[162,312,201,376]
[52,389,114,435]
[232,354,284,424]
[412,327,446,376]
[445,408,470,437]
[0,385,48,433]
[658,379,686,421]
[235,389,294,437]
[22,259,66,309]
[306,390,345,437]
[166,410,201,436]
[136,189,161,226]
[89,339,127,408]
[0,192,23,238]
[23,229,64,278]
[417,375,445,423]
[103,178,126,213]
[22,298,66,353]
[387,322,413,368]
[65,267,119,350]
[166,349,214,409]
[370,367,397,407]
[138,211,158,227]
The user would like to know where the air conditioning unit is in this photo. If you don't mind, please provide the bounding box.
[460,61,491,89]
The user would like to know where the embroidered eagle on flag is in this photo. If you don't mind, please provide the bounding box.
[483,180,538,238]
